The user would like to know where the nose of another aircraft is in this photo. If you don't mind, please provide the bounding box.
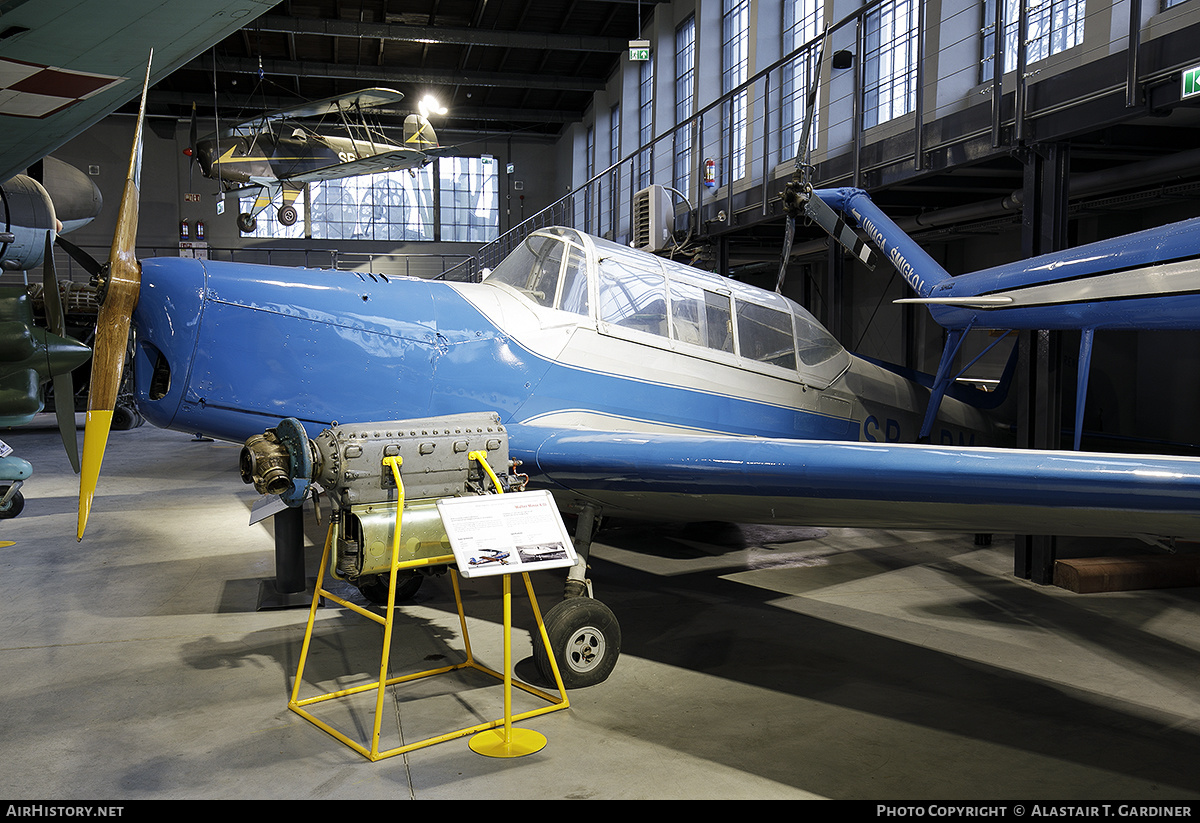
[195,141,219,177]
[131,256,206,429]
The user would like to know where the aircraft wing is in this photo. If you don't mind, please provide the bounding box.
[232,88,407,129]
[279,147,433,182]
[0,0,274,183]
[510,425,1200,540]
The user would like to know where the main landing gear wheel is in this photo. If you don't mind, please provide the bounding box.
[111,402,143,431]
[0,486,24,519]
[357,571,423,606]
[535,597,621,689]
[278,204,298,226]
[237,213,257,233]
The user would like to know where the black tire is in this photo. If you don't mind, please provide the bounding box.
[534,597,621,689]
[278,204,298,226]
[111,403,143,431]
[236,213,257,233]
[357,571,423,606]
[0,486,24,519]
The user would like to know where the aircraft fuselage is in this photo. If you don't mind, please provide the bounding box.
[130,259,1003,458]
[119,228,1200,538]
[197,131,404,187]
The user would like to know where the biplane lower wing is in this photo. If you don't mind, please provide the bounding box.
[511,424,1200,540]
[280,147,431,182]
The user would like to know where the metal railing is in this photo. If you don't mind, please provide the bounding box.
[0,245,475,287]
[450,0,1192,279]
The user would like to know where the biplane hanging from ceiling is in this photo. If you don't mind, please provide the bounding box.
[185,88,452,233]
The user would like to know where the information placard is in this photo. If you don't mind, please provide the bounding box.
[437,490,577,578]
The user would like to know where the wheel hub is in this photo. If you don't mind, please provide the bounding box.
[565,625,606,673]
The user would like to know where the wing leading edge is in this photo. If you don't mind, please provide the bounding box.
[280,147,429,182]
[510,425,1200,540]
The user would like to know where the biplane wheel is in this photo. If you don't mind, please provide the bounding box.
[236,213,257,233]
[277,204,298,226]
[357,571,423,606]
[0,486,24,520]
[534,597,621,689]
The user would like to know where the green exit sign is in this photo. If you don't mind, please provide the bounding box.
[1185,65,1200,98]
[629,40,650,61]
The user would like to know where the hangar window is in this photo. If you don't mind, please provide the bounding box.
[862,0,918,129]
[980,0,1085,83]
[238,158,495,242]
[638,55,654,190]
[722,0,750,179]
[238,168,435,241]
[674,15,695,195]
[439,156,499,242]
[782,0,823,164]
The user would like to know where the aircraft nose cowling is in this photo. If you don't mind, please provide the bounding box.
[195,142,216,178]
[131,256,206,430]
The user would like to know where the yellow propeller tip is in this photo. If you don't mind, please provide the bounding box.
[77,409,115,541]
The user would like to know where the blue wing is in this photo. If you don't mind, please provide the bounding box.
[511,425,1200,540]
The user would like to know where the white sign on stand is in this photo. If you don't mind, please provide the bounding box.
[437,490,576,578]
[179,241,208,259]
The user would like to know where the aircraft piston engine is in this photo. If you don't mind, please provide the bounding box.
[0,175,56,270]
[240,413,523,586]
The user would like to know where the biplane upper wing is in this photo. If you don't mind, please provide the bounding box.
[224,89,407,136]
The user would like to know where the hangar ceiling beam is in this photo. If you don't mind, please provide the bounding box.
[197,55,605,92]
[149,91,576,125]
[248,13,627,53]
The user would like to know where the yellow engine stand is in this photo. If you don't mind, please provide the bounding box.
[287,455,569,761]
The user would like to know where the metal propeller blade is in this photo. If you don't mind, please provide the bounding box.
[42,232,81,473]
[78,51,152,540]
[775,214,795,295]
[54,234,104,280]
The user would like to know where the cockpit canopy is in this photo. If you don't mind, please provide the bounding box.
[484,227,849,388]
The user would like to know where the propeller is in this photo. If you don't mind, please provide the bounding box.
[41,231,81,473]
[54,234,104,280]
[77,51,152,541]
[774,203,796,295]
[777,27,830,295]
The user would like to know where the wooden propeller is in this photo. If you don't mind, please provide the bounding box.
[77,52,152,541]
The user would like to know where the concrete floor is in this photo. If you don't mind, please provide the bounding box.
[3,417,1200,800]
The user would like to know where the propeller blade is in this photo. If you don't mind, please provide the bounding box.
[55,234,104,280]
[43,232,81,473]
[41,232,64,337]
[51,372,80,473]
[78,50,152,540]
[775,215,795,294]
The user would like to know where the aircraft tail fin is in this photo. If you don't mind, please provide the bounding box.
[404,114,438,150]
